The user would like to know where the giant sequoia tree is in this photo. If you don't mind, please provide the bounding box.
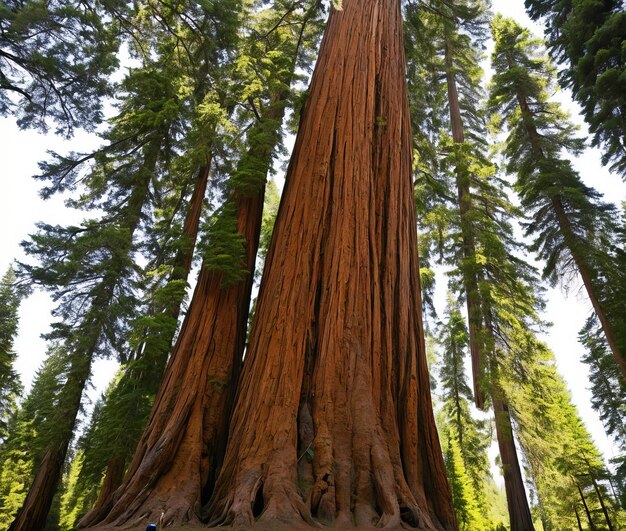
[204,0,455,528]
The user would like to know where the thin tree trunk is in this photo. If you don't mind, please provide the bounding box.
[574,505,584,531]
[577,483,597,530]
[9,352,92,531]
[492,397,535,531]
[444,42,485,410]
[477,181,534,528]
[207,0,456,528]
[516,92,626,380]
[590,475,614,531]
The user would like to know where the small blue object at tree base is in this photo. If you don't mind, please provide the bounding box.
[146,525,157,531]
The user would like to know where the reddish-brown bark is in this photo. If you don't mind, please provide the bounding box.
[206,1,455,528]
[83,189,264,529]
[444,42,485,410]
[77,162,211,529]
[492,398,534,531]
[9,445,67,531]
[9,351,93,531]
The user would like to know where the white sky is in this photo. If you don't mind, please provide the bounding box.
[0,0,624,479]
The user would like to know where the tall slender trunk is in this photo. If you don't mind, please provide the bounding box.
[590,475,614,531]
[9,353,92,531]
[491,398,535,531]
[9,134,162,531]
[84,85,295,528]
[77,161,211,528]
[516,91,626,380]
[207,1,456,528]
[444,42,485,410]
[482,295,535,531]
[577,483,597,530]
[574,505,584,531]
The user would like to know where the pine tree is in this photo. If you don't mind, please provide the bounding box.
[0,0,120,135]
[406,3,540,528]
[0,347,67,527]
[488,15,626,382]
[506,344,624,529]
[437,297,491,528]
[524,0,626,176]
[0,267,23,442]
[7,0,246,527]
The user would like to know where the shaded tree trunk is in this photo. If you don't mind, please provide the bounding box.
[77,162,211,528]
[206,0,456,528]
[590,475,614,531]
[577,483,597,530]
[9,353,91,531]
[444,42,485,410]
[492,398,535,531]
[574,505,583,531]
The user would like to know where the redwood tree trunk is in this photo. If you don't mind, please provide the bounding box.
[206,1,455,528]
[83,179,265,530]
[444,42,485,410]
[83,93,296,531]
[492,398,535,531]
[77,162,211,529]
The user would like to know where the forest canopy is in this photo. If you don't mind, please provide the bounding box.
[0,0,625,530]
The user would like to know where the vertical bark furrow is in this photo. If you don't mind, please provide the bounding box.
[207,0,456,528]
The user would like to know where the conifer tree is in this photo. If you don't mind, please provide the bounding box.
[506,342,625,529]
[524,0,626,176]
[406,3,540,528]
[437,297,491,529]
[0,347,67,528]
[488,15,626,381]
[0,267,23,442]
[8,2,243,525]
[0,0,120,135]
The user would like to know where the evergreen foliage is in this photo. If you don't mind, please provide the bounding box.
[0,0,120,135]
[524,0,626,177]
[0,267,23,442]
[489,15,626,382]
[437,297,491,528]
[1,1,624,528]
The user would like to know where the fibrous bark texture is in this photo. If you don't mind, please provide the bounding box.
[83,187,264,528]
[206,0,456,528]
[78,162,210,529]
